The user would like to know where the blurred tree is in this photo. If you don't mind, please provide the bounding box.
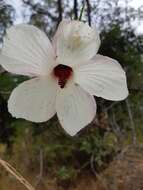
[0,0,14,44]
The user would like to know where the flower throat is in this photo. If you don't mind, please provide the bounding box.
[53,64,73,88]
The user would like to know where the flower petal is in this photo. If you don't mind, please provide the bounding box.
[53,20,100,66]
[8,77,57,122]
[56,84,96,136]
[0,24,56,76]
[74,55,129,101]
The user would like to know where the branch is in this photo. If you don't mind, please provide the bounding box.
[110,109,123,148]
[90,153,97,176]
[125,98,137,145]
[104,101,120,112]
[0,158,35,190]
[35,149,44,189]
[57,0,63,24]
[112,110,122,136]
[90,153,108,189]
[85,0,91,26]
[74,0,78,19]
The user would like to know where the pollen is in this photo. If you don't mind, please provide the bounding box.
[69,35,82,49]
[53,64,73,88]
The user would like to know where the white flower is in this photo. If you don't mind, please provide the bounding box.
[0,20,128,136]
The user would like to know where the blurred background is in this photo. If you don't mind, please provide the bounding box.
[0,0,143,189]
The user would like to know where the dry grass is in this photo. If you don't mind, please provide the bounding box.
[0,174,107,190]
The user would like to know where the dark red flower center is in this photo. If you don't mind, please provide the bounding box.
[53,64,73,88]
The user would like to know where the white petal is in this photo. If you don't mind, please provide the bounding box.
[74,55,129,101]
[53,20,100,67]
[8,77,57,122]
[56,84,96,136]
[0,24,56,76]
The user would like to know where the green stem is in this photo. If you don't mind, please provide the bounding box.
[79,1,85,21]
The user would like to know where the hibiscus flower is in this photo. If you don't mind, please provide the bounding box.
[0,20,128,136]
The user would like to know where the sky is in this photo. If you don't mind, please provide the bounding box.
[5,0,143,33]
[129,0,143,9]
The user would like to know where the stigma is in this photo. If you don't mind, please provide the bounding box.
[53,64,73,88]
